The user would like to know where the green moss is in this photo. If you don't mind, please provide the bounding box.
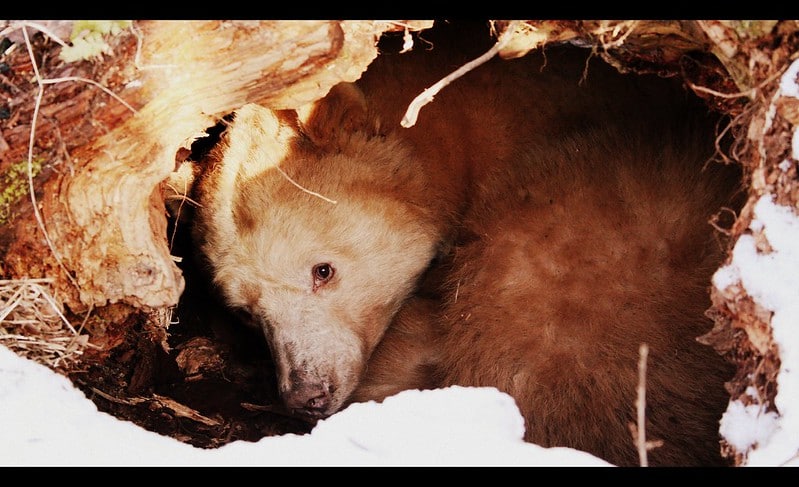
[1,158,43,225]
[71,20,133,37]
[725,20,779,40]
[59,20,133,63]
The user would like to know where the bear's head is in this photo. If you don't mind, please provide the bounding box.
[187,84,444,418]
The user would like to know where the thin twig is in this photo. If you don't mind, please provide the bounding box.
[0,285,27,322]
[76,303,94,334]
[630,343,663,466]
[164,192,202,208]
[595,20,640,50]
[689,83,757,100]
[0,278,55,284]
[689,63,789,101]
[636,343,650,467]
[34,283,77,334]
[22,26,81,293]
[241,401,318,423]
[18,21,69,47]
[709,206,739,237]
[401,21,520,128]
[90,386,141,405]
[274,165,338,204]
[168,179,191,251]
[41,76,138,114]
[0,21,70,47]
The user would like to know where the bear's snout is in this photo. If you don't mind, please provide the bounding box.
[282,377,333,418]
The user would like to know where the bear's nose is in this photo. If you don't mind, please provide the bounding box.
[283,381,332,418]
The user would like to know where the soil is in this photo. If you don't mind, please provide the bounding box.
[68,218,315,448]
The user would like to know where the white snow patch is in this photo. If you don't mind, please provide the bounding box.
[713,195,799,466]
[0,344,611,466]
[776,58,799,162]
[720,400,780,454]
[778,57,799,99]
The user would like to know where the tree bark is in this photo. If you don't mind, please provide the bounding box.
[1,20,431,313]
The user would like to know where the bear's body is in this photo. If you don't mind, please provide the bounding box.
[432,124,737,466]
[188,24,740,466]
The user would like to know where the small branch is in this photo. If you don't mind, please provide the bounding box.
[629,343,664,467]
[151,394,221,427]
[18,21,69,47]
[689,82,756,100]
[41,76,138,114]
[166,179,194,252]
[400,21,520,128]
[90,387,221,426]
[636,343,650,467]
[90,386,142,406]
[595,20,640,50]
[688,62,789,101]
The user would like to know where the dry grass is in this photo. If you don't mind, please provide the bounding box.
[0,278,93,370]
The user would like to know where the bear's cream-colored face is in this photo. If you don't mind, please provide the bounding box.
[193,103,439,418]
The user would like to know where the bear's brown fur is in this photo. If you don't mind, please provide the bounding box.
[188,23,741,466]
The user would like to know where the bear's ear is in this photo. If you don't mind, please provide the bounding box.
[295,82,374,150]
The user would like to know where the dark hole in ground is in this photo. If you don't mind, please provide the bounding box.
[71,212,314,448]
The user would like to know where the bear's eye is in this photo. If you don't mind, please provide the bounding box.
[312,263,335,290]
[232,306,254,325]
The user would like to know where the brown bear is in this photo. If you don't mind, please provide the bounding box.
[186,24,741,466]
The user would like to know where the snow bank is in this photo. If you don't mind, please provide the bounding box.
[0,344,610,466]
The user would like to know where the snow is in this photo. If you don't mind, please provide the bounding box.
[780,58,799,167]
[2,196,798,467]
[719,390,780,456]
[779,58,799,99]
[714,195,799,466]
[709,59,799,467]
[0,344,610,466]
[6,202,798,468]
